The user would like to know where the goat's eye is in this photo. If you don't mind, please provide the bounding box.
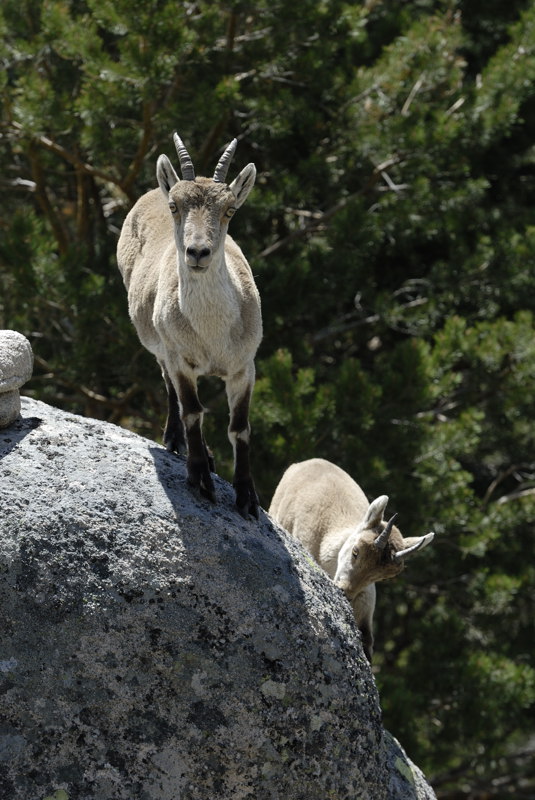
[169,202,178,214]
[352,547,359,559]
[224,207,236,219]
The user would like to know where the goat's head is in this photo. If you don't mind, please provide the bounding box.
[156,133,256,272]
[333,495,434,599]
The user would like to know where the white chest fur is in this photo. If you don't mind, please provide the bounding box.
[154,259,250,377]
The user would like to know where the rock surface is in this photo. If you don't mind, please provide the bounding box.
[0,330,33,428]
[0,397,436,800]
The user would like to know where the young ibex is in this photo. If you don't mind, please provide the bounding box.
[269,458,434,661]
[117,134,262,518]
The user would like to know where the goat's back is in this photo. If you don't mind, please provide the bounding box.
[117,188,173,289]
[269,458,370,565]
[116,188,175,355]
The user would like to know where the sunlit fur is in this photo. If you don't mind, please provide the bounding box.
[269,458,434,661]
[117,143,262,517]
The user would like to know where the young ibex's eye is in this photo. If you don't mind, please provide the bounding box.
[352,547,359,559]
[224,207,236,219]
[169,201,178,214]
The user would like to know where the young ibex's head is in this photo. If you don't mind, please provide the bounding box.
[156,133,256,273]
[333,496,434,600]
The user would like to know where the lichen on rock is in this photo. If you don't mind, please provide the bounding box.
[0,397,436,799]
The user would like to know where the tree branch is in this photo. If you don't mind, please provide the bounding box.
[122,100,155,194]
[497,486,535,505]
[257,156,402,259]
[481,464,519,507]
[432,738,535,799]
[27,144,69,255]
[401,73,425,116]
[8,122,136,203]
[33,354,143,413]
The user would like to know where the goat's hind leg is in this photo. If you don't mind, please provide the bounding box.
[160,362,186,456]
[227,367,259,520]
[176,371,216,503]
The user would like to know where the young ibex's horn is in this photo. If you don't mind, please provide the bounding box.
[393,532,435,561]
[374,513,398,551]
[213,138,238,183]
[173,133,195,181]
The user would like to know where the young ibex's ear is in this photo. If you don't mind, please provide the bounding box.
[229,163,256,208]
[363,495,389,529]
[393,532,435,561]
[157,155,179,198]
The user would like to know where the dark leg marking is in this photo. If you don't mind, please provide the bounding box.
[162,371,186,456]
[233,440,259,520]
[177,374,215,503]
[204,441,216,474]
[229,390,258,520]
[359,623,374,664]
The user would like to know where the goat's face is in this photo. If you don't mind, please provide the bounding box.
[333,495,434,600]
[156,136,256,273]
[167,179,238,271]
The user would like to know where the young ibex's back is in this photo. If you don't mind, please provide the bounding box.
[117,134,262,518]
[269,458,434,661]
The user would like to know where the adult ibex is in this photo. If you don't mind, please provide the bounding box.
[117,134,262,518]
[269,458,435,661]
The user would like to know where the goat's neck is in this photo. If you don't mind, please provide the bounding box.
[177,250,241,328]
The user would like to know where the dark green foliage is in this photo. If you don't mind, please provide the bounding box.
[1,1,534,794]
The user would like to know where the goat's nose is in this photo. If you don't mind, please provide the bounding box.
[186,245,212,266]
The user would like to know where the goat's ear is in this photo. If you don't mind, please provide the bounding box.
[394,532,435,561]
[157,155,179,198]
[229,163,256,208]
[363,495,389,529]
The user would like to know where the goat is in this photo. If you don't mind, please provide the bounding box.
[269,458,434,661]
[117,133,262,518]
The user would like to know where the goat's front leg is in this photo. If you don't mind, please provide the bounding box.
[174,371,216,503]
[226,364,259,520]
[356,587,375,664]
[359,623,374,664]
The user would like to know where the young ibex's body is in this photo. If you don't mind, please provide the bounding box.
[269,458,434,661]
[117,134,261,517]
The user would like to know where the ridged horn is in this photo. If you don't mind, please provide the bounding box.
[213,138,238,183]
[374,513,398,551]
[173,133,195,181]
[393,532,435,561]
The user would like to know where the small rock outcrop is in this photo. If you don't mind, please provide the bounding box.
[0,330,33,428]
[0,395,436,800]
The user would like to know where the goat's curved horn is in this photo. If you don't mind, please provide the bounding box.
[374,513,398,551]
[213,138,238,183]
[173,133,195,181]
[393,532,435,561]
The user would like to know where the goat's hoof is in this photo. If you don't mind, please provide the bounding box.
[187,460,216,504]
[187,478,217,505]
[200,483,217,504]
[164,434,186,457]
[234,480,259,520]
[237,503,259,520]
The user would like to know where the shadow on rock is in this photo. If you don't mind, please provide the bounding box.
[0,414,42,460]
